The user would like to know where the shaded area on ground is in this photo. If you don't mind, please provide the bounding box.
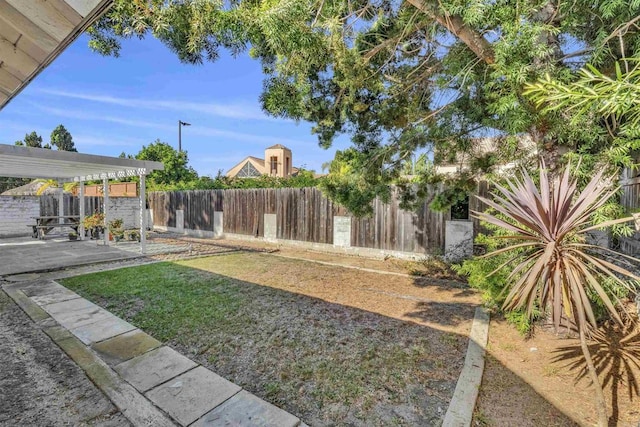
[551,321,640,427]
[0,289,130,426]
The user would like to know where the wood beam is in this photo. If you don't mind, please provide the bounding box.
[6,0,75,42]
[0,16,48,62]
[0,67,21,93]
[0,0,58,50]
[64,0,98,18]
[0,37,39,80]
[48,0,83,26]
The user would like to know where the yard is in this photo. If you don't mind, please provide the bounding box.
[61,251,478,426]
[58,243,639,426]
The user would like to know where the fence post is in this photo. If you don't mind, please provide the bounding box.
[213,211,223,238]
[264,213,276,241]
[333,216,351,247]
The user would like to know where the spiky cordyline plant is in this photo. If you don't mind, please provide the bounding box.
[474,164,639,427]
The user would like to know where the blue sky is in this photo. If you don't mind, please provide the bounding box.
[0,35,350,177]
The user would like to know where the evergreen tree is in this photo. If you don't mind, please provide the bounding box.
[86,1,640,213]
[50,125,77,152]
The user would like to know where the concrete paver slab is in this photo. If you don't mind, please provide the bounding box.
[115,346,198,392]
[47,304,113,330]
[42,297,96,315]
[20,280,67,296]
[194,390,300,427]
[146,366,241,426]
[70,316,137,345]
[91,329,162,367]
[31,287,81,306]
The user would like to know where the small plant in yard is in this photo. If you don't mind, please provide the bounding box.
[108,218,124,241]
[474,164,639,427]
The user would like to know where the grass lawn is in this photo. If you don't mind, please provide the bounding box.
[62,254,470,426]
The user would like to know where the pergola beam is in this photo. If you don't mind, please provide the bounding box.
[0,144,162,254]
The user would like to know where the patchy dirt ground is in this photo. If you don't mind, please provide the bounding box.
[62,250,479,426]
[475,318,640,427]
[0,290,130,427]
[145,235,640,427]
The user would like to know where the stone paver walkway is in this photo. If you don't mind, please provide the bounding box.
[3,278,305,427]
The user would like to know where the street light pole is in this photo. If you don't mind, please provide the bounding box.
[178,120,191,152]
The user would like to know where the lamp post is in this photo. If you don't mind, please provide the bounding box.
[178,120,191,152]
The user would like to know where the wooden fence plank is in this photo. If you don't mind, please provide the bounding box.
[147,186,449,253]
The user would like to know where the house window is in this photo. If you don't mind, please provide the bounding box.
[270,156,278,175]
[285,157,290,176]
[237,162,262,178]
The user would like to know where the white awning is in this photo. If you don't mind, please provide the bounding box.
[0,144,163,182]
[0,0,113,110]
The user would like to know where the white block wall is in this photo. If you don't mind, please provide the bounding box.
[106,198,141,229]
[0,196,40,237]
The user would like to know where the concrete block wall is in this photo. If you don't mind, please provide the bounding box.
[0,196,40,237]
[106,198,141,229]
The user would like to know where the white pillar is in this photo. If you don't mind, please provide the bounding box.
[79,181,85,241]
[103,178,109,246]
[57,187,64,224]
[139,173,146,254]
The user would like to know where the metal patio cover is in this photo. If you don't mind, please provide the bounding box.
[0,144,163,181]
[0,0,113,110]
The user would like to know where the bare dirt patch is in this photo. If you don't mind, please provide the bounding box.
[0,289,130,426]
[475,317,640,426]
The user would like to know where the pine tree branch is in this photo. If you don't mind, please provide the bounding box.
[405,0,495,65]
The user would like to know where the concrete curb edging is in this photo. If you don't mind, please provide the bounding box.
[443,307,490,427]
[2,280,306,427]
[1,285,176,426]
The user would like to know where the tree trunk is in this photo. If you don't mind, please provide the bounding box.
[579,326,609,427]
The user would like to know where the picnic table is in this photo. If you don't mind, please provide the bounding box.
[30,215,81,239]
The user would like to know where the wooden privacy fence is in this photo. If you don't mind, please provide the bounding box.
[40,194,103,216]
[148,187,451,254]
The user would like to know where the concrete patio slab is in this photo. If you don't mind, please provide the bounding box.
[194,390,300,427]
[91,329,162,367]
[70,315,137,345]
[146,366,242,426]
[0,239,141,277]
[115,346,198,392]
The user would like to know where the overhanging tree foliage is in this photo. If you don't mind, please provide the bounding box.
[88,0,640,214]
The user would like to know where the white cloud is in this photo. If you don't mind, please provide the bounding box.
[38,88,280,122]
[31,102,311,148]
[32,104,163,129]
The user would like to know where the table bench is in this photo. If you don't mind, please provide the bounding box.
[30,216,81,240]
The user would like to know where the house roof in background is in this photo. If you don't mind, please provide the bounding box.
[266,144,290,150]
[0,144,163,181]
[0,0,113,110]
